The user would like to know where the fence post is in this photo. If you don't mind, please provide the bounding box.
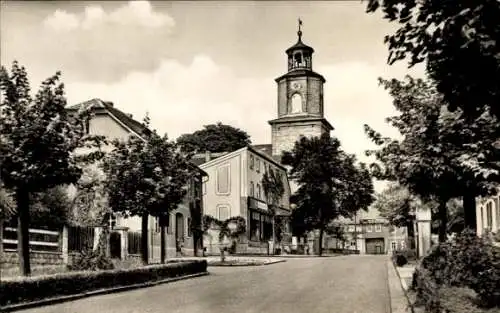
[62,226,69,265]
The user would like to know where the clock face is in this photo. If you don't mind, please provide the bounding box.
[292,82,302,90]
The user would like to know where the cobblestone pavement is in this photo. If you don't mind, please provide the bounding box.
[19,255,390,313]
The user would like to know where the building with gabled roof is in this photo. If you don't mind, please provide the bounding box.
[67,98,208,260]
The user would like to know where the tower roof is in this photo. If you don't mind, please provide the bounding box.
[285,18,314,55]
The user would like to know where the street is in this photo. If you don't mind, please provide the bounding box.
[19,255,390,313]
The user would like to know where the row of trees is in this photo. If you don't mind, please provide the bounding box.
[0,61,196,276]
[364,0,500,241]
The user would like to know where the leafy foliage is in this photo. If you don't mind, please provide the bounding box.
[176,122,251,154]
[68,164,110,227]
[0,61,105,192]
[365,0,500,120]
[414,229,500,308]
[365,76,500,230]
[0,61,105,276]
[261,167,286,248]
[282,133,375,255]
[103,118,192,263]
[202,215,246,260]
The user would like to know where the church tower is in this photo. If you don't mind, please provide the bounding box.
[269,20,334,158]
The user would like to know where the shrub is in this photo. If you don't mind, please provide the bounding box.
[412,267,442,313]
[393,253,408,267]
[0,260,207,307]
[415,229,500,308]
[439,287,499,313]
[68,248,115,271]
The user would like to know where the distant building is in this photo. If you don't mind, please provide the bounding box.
[325,208,408,255]
[476,191,500,239]
[67,98,207,259]
[192,147,292,255]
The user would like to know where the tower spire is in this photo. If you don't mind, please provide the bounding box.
[297,18,303,41]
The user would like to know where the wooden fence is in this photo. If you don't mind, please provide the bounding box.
[67,226,95,252]
[2,227,60,253]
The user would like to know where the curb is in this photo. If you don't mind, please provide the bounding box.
[387,260,414,313]
[208,259,287,267]
[1,272,210,312]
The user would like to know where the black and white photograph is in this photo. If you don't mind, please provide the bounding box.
[1,1,499,312]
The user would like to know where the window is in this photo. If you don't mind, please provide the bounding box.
[350,241,356,247]
[216,164,230,194]
[256,158,260,173]
[257,184,261,200]
[348,225,355,232]
[202,181,207,195]
[391,241,397,251]
[250,181,254,197]
[291,93,302,113]
[366,225,373,232]
[187,218,192,237]
[249,155,254,169]
[375,224,382,232]
[218,205,230,221]
[250,211,261,241]
[400,241,406,249]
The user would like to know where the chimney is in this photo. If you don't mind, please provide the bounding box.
[128,114,133,118]
[205,151,211,162]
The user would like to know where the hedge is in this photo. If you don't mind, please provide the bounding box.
[0,260,207,307]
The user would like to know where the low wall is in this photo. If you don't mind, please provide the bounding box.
[1,250,63,268]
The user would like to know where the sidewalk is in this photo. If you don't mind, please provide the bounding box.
[387,259,416,313]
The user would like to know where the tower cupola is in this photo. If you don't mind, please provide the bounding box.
[285,19,314,71]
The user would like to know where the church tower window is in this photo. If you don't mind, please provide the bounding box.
[291,93,302,114]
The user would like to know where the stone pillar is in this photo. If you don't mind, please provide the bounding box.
[491,201,498,233]
[93,227,102,251]
[476,203,483,237]
[62,226,69,264]
[416,207,432,258]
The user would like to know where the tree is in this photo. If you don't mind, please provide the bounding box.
[325,223,346,249]
[103,117,192,265]
[202,215,246,262]
[373,183,424,247]
[0,61,104,276]
[365,0,500,120]
[176,122,251,154]
[261,167,285,252]
[282,133,375,256]
[365,77,499,238]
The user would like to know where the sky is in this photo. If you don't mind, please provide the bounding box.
[1,0,425,192]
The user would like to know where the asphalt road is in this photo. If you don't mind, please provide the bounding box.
[19,255,390,313]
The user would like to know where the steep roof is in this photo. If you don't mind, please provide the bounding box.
[66,98,206,176]
[66,98,151,138]
[252,144,273,157]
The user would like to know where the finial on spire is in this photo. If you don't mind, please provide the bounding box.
[297,18,303,41]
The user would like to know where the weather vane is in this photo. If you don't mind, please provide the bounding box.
[297,18,303,40]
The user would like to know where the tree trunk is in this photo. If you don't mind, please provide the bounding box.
[463,192,477,231]
[272,215,276,255]
[160,224,166,264]
[406,220,416,249]
[141,214,149,265]
[16,188,31,276]
[438,199,448,243]
[318,227,324,256]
